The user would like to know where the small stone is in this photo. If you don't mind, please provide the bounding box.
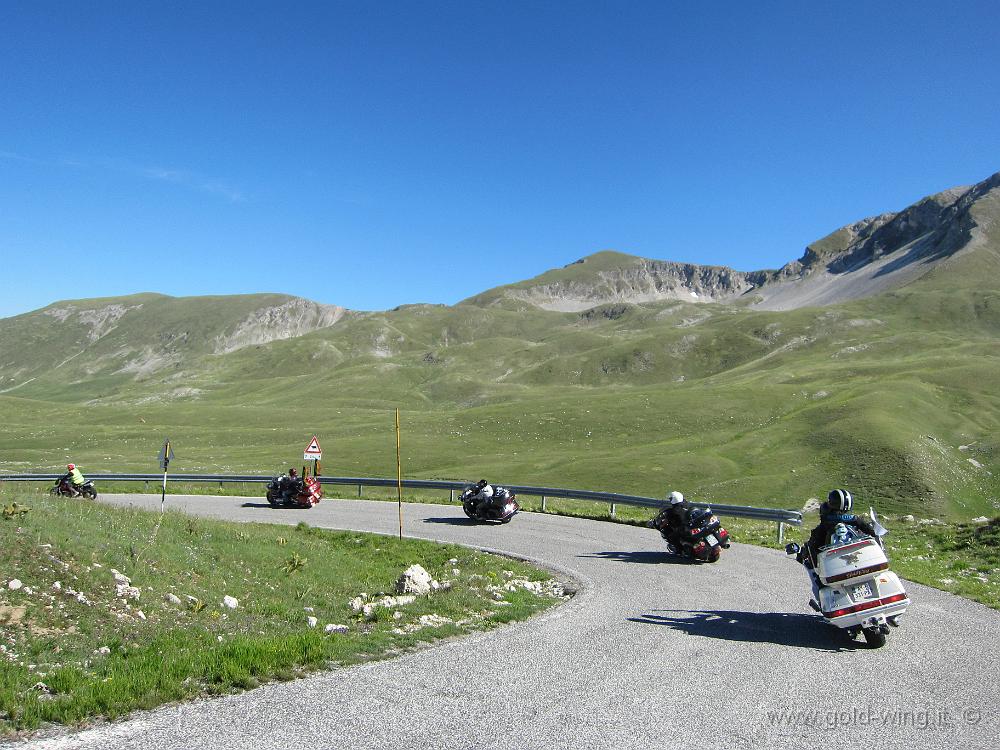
[972,516,990,524]
[901,515,915,523]
[396,564,436,595]
[116,584,140,601]
[349,596,366,612]
[95,646,111,655]
[222,595,239,609]
[325,623,349,634]
[110,569,130,585]
[7,579,23,591]
[306,616,318,628]
[303,606,314,613]
[52,581,62,591]
[165,593,182,605]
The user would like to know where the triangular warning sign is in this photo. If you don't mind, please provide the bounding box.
[304,436,322,455]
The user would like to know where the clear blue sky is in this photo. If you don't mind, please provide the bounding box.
[2,1,998,319]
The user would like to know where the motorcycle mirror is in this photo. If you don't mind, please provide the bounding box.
[785,542,800,556]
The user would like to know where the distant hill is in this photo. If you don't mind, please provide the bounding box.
[464,170,1000,312]
[1,171,998,518]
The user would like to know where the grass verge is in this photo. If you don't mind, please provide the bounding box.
[0,488,567,737]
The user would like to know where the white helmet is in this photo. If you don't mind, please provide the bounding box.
[668,490,684,505]
[481,484,494,498]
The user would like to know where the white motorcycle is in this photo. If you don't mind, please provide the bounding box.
[786,509,910,648]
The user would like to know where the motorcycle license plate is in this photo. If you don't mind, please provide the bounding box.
[706,534,719,547]
[852,582,873,600]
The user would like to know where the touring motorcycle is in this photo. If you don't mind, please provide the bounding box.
[649,505,730,562]
[459,484,520,523]
[786,509,909,648]
[266,473,322,509]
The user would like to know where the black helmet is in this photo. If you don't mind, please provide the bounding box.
[477,479,488,488]
[827,488,853,512]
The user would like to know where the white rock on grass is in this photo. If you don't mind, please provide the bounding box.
[52,582,62,591]
[396,564,436,595]
[325,623,349,634]
[972,516,990,524]
[116,585,140,601]
[222,595,239,609]
[7,579,23,591]
[418,614,453,627]
[110,569,130,586]
[306,616,318,628]
[164,593,182,605]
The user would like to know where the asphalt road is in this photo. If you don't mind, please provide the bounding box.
[12,494,999,750]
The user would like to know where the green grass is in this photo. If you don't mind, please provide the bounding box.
[0,487,565,736]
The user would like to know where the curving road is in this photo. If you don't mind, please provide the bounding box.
[12,495,999,750]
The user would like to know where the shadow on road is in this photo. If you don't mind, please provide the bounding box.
[240,502,273,509]
[581,550,698,565]
[423,516,478,525]
[629,609,860,651]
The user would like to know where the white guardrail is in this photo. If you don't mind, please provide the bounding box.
[0,473,804,540]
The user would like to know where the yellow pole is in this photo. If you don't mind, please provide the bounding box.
[395,408,403,539]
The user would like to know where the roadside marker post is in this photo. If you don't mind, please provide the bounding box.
[395,409,403,539]
[157,439,174,514]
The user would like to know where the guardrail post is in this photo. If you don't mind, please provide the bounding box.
[541,495,547,512]
[777,522,786,544]
[358,483,362,498]
[450,489,455,503]
[610,502,616,517]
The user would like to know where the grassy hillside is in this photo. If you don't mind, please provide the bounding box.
[1,277,998,518]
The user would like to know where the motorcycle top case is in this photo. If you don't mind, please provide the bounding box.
[816,538,889,584]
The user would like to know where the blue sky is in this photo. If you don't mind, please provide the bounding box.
[2,1,998,318]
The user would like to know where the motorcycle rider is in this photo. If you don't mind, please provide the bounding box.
[468,479,495,516]
[62,464,87,496]
[281,468,301,501]
[798,488,878,608]
[649,490,690,541]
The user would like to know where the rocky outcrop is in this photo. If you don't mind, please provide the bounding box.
[212,298,347,354]
[500,256,773,312]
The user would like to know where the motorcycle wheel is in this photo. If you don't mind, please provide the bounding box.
[500,514,514,524]
[862,627,886,649]
[266,491,280,509]
[462,504,476,519]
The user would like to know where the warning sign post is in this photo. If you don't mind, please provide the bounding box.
[304,436,322,476]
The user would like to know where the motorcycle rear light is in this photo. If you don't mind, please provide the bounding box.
[825,593,908,619]
[825,562,889,583]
